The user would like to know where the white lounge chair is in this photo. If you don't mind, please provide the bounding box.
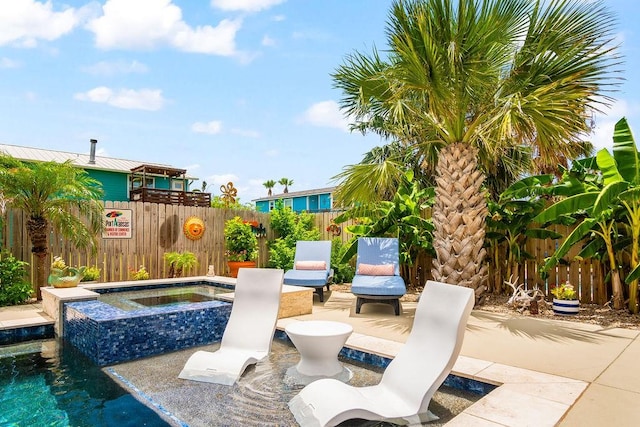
[178,268,284,385]
[288,280,475,426]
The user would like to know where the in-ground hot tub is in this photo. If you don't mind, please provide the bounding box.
[63,279,234,366]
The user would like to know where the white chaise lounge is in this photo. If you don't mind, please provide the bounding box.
[178,268,284,385]
[288,280,475,426]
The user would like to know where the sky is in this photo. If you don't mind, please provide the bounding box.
[0,0,639,204]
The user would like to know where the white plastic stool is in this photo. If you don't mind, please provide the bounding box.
[285,320,353,377]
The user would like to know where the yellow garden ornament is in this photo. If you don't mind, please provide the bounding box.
[183,216,206,240]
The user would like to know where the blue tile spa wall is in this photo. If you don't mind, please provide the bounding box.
[64,299,232,366]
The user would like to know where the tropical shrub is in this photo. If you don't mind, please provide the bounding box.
[164,251,199,277]
[550,282,577,301]
[129,266,150,280]
[0,251,32,306]
[80,266,101,282]
[224,217,258,262]
[330,237,355,284]
[267,201,321,270]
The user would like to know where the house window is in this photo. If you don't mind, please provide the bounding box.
[269,201,275,211]
[171,179,184,191]
[284,199,293,209]
[130,176,155,189]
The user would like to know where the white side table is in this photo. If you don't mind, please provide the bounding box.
[285,320,353,380]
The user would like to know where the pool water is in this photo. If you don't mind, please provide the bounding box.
[130,292,215,308]
[0,339,170,426]
[110,339,484,426]
[98,285,227,311]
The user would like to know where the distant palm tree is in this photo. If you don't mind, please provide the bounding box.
[333,0,620,294]
[0,154,104,299]
[278,178,293,193]
[263,179,276,196]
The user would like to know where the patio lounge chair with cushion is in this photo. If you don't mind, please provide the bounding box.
[283,240,333,302]
[288,280,475,427]
[178,268,284,386]
[351,237,406,315]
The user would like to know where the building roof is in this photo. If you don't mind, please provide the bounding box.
[252,186,336,202]
[0,143,197,179]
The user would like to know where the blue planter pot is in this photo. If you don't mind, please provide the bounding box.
[552,298,579,315]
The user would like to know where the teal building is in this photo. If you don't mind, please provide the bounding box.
[0,141,206,204]
[253,187,335,213]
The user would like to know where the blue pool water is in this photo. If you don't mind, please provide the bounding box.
[0,339,169,426]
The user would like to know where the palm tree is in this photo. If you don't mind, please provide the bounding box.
[278,178,293,194]
[333,0,619,296]
[0,155,104,299]
[263,179,276,196]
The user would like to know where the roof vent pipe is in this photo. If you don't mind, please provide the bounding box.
[89,139,97,164]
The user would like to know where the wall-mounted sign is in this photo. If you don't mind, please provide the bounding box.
[103,209,133,239]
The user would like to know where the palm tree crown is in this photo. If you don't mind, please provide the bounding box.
[278,178,293,193]
[0,155,105,298]
[333,0,620,295]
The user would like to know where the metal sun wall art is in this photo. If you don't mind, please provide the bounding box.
[183,216,205,240]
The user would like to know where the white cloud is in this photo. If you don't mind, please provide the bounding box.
[87,0,241,56]
[261,35,276,47]
[211,0,285,12]
[82,60,148,76]
[265,149,278,157]
[183,163,200,173]
[590,99,638,152]
[192,120,223,134]
[300,100,349,131]
[207,173,239,188]
[231,128,260,138]
[74,86,165,111]
[0,57,20,68]
[0,0,81,47]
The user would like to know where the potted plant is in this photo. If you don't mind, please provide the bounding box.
[551,282,579,315]
[224,216,258,278]
[164,251,198,278]
[48,256,86,288]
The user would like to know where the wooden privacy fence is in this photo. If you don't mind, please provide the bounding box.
[1,203,609,304]
[1,202,272,283]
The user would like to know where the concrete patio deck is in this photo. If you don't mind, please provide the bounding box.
[1,288,639,426]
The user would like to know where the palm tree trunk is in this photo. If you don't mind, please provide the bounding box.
[27,216,49,300]
[431,143,488,296]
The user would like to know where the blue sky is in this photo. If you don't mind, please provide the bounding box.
[0,0,639,203]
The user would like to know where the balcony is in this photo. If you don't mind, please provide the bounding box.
[129,188,211,207]
[129,164,211,207]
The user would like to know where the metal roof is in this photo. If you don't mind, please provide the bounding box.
[252,186,336,202]
[0,143,198,179]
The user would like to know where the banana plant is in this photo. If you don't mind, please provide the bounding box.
[486,175,562,293]
[535,118,640,312]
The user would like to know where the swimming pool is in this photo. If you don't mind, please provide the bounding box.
[1,336,490,426]
[0,339,171,426]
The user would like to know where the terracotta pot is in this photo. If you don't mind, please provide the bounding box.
[227,260,257,278]
[552,298,579,315]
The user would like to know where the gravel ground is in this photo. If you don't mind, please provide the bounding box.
[331,283,640,330]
